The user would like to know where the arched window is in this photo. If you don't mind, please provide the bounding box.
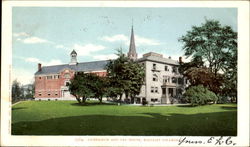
[64,73,70,79]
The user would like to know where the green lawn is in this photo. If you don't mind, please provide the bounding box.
[12,101,237,136]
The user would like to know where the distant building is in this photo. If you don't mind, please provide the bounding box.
[34,26,186,103]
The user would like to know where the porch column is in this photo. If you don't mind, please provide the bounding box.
[166,88,169,104]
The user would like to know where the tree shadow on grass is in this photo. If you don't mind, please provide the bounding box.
[12,111,237,136]
[220,106,237,110]
[70,102,116,106]
[177,105,196,108]
[12,107,27,111]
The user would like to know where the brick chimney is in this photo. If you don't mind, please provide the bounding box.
[38,63,42,72]
[179,57,182,63]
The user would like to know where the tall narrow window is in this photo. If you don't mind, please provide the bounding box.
[153,63,156,70]
[165,65,169,71]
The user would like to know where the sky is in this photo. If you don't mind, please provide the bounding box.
[12,7,237,85]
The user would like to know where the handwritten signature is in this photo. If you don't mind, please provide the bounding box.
[178,136,236,146]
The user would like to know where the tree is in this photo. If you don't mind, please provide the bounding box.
[106,49,145,103]
[182,66,224,94]
[179,19,237,76]
[179,19,237,99]
[184,85,218,106]
[106,49,130,102]
[68,72,94,104]
[90,75,108,104]
[12,79,23,102]
[123,60,145,101]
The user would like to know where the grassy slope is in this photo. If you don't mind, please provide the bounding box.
[12,101,237,136]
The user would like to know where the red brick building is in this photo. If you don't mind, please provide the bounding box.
[34,50,108,100]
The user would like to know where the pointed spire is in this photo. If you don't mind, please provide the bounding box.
[127,25,137,61]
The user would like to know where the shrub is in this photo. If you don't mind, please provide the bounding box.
[184,85,218,106]
[142,98,148,106]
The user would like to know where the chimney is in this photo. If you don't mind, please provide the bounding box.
[38,63,42,71]
[179,57,182,63]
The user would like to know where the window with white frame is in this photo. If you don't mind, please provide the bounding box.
[151,87,154,93]
[155,87,158,93]
[151,87,158,93]
[54,75,60,79]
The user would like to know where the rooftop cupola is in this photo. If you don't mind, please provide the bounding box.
[69,49,77,65]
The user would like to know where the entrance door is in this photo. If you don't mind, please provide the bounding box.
[168,88,173,97]
[64,90,71,98]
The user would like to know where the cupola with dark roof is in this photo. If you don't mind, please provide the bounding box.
[69,49,78,65]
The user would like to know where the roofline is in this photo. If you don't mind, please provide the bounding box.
[136,58,180,66]
[40,60,110,68]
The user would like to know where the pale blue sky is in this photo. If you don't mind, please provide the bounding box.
[12,7,237,84]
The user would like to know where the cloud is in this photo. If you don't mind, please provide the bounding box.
[100,34,128,42]
[13,32,52,44]
[73,43,106,56]
[25,57,63,66]
[21,37,51,44]
[93,54,118,60]
[13,32,30,37]
[100,34,161,46]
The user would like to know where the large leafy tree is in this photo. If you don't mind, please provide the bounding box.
[179,19,237,98]
[123,60,145,101]
[106,49,145,103]
[68,72,94,104]
[179,19,237,76]
[106,49,129,101]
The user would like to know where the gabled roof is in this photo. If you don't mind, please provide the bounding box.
[35,60,109,75]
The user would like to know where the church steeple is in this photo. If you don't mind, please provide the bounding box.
[127,25,137,61]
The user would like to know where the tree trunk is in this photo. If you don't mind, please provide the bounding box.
[99,96,103,104]
[76,98,81,104]
[82,97,86,104]
[119,94,123,105]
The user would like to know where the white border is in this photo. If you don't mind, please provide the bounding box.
[1,1,249,146]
